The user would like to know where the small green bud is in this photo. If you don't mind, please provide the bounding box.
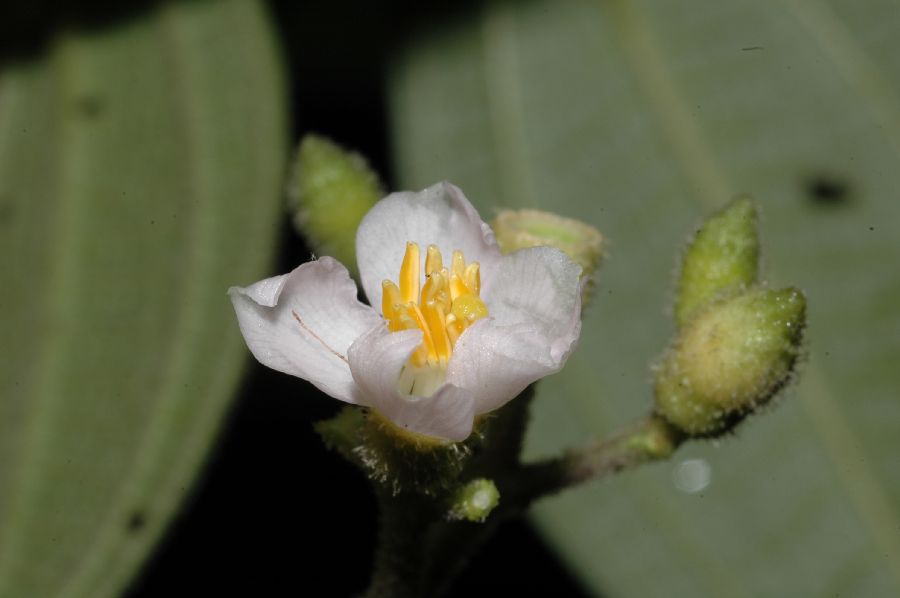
[676,196,759,328]
[493,209,603,301]
[654,287,806,437]
[288,134,383,275]
[448,478,500,522]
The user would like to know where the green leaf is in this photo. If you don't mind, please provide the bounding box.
[0,1,286,596]
[389,1,900,596]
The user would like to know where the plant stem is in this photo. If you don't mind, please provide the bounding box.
[361,490,435,598]
[506,414,683,505]
[359,409,682,597]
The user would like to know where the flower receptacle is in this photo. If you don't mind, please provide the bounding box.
[317,406,487,497]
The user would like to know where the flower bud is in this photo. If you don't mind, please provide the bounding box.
[675,196,759,328]
[493,209,603,302]
[448,478,500,522]
[654,287,806,436]
[288,134,383,275]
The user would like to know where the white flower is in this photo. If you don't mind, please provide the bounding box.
[229,182,583,441]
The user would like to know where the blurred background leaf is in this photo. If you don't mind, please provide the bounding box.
[0,0,286,596]
[390,0,900,596]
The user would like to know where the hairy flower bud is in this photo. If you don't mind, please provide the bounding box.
[675,196,759,328]
[493,209,602,302]
[654,287,806,436]
[288,134,383,274]
[493,208,602,268]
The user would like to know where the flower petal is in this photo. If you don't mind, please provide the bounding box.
[451,246,583,413]
[482,246,582,360]
[348,325,476,441]
[229,257,381,404]
[356,182,501,313]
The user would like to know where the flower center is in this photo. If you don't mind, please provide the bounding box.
[382,242,488,396]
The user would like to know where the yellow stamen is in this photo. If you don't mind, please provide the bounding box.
[381,280,403,331]
[451,250,465,278]
[381,243,490,394]
[449,273,469,302]
[421,271,443,304]
[422,300,452,364]
[451,294,489,328]
[403,302,436,363]
[464,262,480,295]
[389,307,429,367]
[425,244,443,275]
[445,314,462,344]
[399,242,420,304]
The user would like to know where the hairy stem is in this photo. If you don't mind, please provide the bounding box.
[361,490,435,598]
[359,408,682,597]
[507,414,683,504]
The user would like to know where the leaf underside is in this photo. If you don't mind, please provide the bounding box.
[0,2,286,596]
[390,1,900,596]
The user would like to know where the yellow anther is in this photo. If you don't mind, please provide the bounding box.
[399,242,420,304]
[448,273,469,302]
[425,244,443,276]
[384,241,490,383]
[423,271,452,313]
[437,288,451,313]
[402,302,435,359]
[382,280,403,329]
[421,271,443,304]
[396,311,417,330]
[422,300,452,364]
[464,262,481,295]
[451,250,466,278]
[451,294,488,328]
[445,314,462,345]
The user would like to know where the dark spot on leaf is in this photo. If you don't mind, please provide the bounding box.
[75,94,105,119]
[869,226,875,231]
[805,175,851,206]
[741,46,763,51]
[127,510,146,533]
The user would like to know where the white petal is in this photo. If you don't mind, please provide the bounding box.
[356,182,501,313]
[348,325,476,441]
[482,246,582,361]
[450,246,583,413]
[229,257,381,404]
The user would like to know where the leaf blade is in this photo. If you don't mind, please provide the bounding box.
[0,2,286,596]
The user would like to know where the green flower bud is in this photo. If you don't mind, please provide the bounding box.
[448,478,500,522]
[676,196,759,328]
[654,287,806,437]
[288,134,383,275]
[493,209,602,269]
[493,209,603,303]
